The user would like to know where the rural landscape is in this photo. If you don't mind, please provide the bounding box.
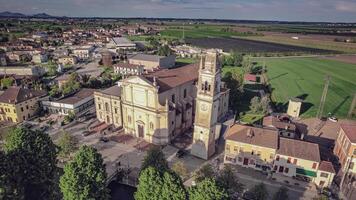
[0,1,356,200]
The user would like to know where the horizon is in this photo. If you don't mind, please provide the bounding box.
[1,0,356,23]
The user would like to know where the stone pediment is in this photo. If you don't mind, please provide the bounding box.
[122,76,154,88]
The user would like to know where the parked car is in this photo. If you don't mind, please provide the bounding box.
[328,116,338,122]
[176,149,187,158]
[99,137,109,143]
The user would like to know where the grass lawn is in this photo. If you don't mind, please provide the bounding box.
[253,57,356,118]
[240,113,265,125]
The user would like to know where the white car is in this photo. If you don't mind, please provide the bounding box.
[328,117,338,122]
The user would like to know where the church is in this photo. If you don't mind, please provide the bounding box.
[94,50,230,159]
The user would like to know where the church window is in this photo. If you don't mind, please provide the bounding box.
[128,116,132,123]
[98,104,101,110]
[208,84,211,91]
[105,102,109,112]
[183,89,187,98]
[172,94,175,103]
[150,122,154,130]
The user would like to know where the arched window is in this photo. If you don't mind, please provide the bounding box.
[105,102,109,112]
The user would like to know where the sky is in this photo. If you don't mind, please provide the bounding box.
[1,0,356,22]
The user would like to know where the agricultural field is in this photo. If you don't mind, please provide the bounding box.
[186,37,336,54]
[254,57,356,118]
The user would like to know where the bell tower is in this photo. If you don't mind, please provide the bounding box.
[191,50,221,160]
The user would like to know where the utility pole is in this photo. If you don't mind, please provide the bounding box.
[316,75,331,119]
[182,23,185,40]
[347,93,356,119]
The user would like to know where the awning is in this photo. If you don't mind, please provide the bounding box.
[296,168,317,177]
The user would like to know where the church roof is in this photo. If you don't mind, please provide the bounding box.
[144,63,199,93]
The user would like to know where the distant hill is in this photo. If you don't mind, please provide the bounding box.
[0,11,57,18]
[0,11,26,17]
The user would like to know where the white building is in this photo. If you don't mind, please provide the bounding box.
[108,37,136,50]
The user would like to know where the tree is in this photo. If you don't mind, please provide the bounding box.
[135,167,164,200]
[172,161,188,180]
[189,178,228,200]
[157,45,173,56]
[141,146,168,173]
[194,164,215,183]
[222,71,244,112]
[249,96,261,114]
[249,96,270,114]
[57,130,78,158]
[59,145,109,200]
[161,171,187,200]
[3,127,58,199]
[0,77,14,89]
[49,84,61,97]
[249,183,269,200]
[273,186,289,200]
[216,165,244,198]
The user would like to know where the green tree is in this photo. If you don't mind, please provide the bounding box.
[49,84,61,97]
[59,145,109,200]
[189,178,228,200]
[222,71,244,112]
[161,171,187,200]
[0,77,14,89]
[141,146,168,173]
[3,127,58,199]
[57,130,78,158]
[249,183,269,200]
[135,167,164,200]
[272,186,289,200]
[157,45,173,56]
[194,164,215,183]
[216,165,244,198]
[249,96,270,114]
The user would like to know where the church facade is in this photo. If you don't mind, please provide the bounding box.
[94,50,229,159]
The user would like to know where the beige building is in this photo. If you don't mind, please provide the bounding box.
[58,56,78,65]
[128,54,175,70]
[94,51,229,147]
[0,87,46,123]
[287,98,303,118]
[94,85,122,128]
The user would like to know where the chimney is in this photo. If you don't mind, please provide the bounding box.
[247,128,254,138]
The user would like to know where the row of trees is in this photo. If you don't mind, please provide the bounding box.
[0,127,110,200]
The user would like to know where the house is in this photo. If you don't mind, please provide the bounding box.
[0,87,47,123]
[32,53,48,64]
[262,115,298,138]
[0,66,45,76]
[334,124,356,173]
[224,124,336,188]
[94,85,122,128]
[73,45,94,60]
[57,56,78,65]
[113,63,144,76]
[244,74,258,84]
[128,54,175,70]
[41,88,96,116]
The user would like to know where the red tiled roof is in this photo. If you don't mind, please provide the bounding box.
[0,87,46,104]
[340,124,356,143]
[244,74,257,82]
[263,116,296,131]
[144,63,199,93]
[225,124,279,149]
[318,161,335,174]
[277,137,321,162]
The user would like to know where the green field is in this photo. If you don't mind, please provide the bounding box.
[253,57,356,118]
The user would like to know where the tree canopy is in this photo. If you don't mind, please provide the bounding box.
[249,183,269,200]
[272,186,289,200]
[141,147,169,173]
[59,145,109,200]
[2,127,58,199]
[189,178,228,200]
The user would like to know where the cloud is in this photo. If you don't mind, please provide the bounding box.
[335,1,356,12]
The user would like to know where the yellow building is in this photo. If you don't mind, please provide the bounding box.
[94,85,122,128]
[224,124,336,188]
[0,87,46,123]
[333,124,356,173]
[224,124,278,171]
[94,51,229,147]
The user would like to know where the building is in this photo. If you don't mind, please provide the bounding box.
[287,98,303,118]
[263,115,298,138]
[42,89,95,116]
[0,87,46,123]
[334,124,356,173]
[224,124,336,188]
[94,85,122,128]
[94,50,229,146]
[128,54,175,70]
[58,56,78,65]
[109,37,136,50]
[32,53,48,64]
[101,51,114,67]
[0,66,45,76]
[113,63,144,76]
[224,125,278,171]
[191,50,230,159]
[73,46,94,60]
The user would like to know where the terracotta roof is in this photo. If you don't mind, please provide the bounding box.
[144,63,199,93]
[225,124,279,149]
[277,137,320,162]
[0,87,46,104]
[263,116,296,132]
[57,88,95,105]
[318,161,335,174]
[99,85,121,97]
[244,74,257,82]
[340,124,356,143]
